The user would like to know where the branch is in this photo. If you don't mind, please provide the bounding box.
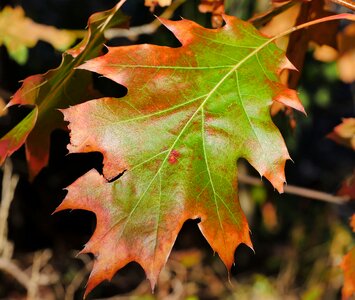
[105,0,186,41]
[330,0,355,11]
[0,163,57,297]
[0,257,30,289]
[238,173,350,204]
[64,265,91,300]
[0,253,58,296]
[28,251,45,300]
[0,160,19,258]
[64,253,92,300]
[249,1,298,27]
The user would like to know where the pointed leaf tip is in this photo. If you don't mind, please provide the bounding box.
[274,88,306,115]
[158,17,208,46]
[279,57,298,73]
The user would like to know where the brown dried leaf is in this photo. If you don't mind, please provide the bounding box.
[286,0,339,88]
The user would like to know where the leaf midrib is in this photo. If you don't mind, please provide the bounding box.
[108,64,235,69]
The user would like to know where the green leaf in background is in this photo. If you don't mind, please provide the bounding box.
[0,6,79,64]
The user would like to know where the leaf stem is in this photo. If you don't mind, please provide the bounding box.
[249,1,298,27]
[98,0,127,33]
[105,0,187,40]
[273,13,355,42]
[238,173,350,204]
[330,0,355,11]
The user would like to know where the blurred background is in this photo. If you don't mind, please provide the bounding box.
[0,0,354,299]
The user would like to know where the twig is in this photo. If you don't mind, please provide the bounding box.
[28,251,43,300]
[27,250,54,299]
[64,254,93,300]
[330,0,355,11]
[0,253,58,295]
[238,173,350,204]
[64,266,91,300]
[0,160,19,258]
[0,164,58,297]
[249,1,298,27]
[0,257,31,289]
[105,0,186,41]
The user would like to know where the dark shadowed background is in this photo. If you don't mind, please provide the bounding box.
[0,0,354,299]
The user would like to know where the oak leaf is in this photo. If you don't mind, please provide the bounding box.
[327,119,355,200]
[0,6,78,64]
[0,4,129,179]
[56,15,304,295]
[314,23,355,83]
[145,0,172,11]
[327,118,355,151]
[198,0,225,28]
[340,215,355,300]
[340,214,355,299]
[260,0,338,122]
[351,214,355,233]
[341,247,355,299]
[285,0,339,88]
[338,171,355,200]
[337,23,355,83]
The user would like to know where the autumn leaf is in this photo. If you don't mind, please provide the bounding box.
[260,2,301,124]
[198,0,225,28]
[285,0,339,88]
[0,3,129,179]
[340,214,355,300]
[327,118,355,150]
[258,0,340,123]
[341,247,355,299]
[337,23,355,83]
[145,0,172,11]
[312,17,355,83]
[0,6,79,64]
[351,214,355,232]
[327,118,355,201]
[338,171,355,200]
[55,15,305,296]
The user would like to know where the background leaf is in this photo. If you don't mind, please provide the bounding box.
[0,3,129,179]
[0,6,79,64]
